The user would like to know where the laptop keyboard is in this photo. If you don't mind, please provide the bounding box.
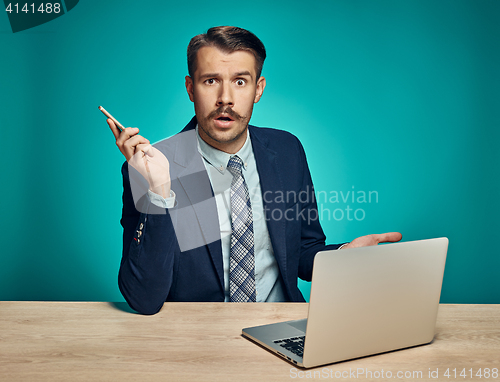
[273,336,305,358]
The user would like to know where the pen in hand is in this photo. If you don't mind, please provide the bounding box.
[100,105,171,198]
[99,106,125,132]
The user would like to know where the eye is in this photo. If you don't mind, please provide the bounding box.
[235,79,246,86]
[204,78,217,85]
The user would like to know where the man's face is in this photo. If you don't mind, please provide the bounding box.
[185,46,266,154]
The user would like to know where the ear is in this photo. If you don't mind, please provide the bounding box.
[254,76,266,103]
[185,76,195,102]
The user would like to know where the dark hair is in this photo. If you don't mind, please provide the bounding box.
[187,26,266,81]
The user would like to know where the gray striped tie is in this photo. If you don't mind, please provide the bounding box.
[227,155,256,302]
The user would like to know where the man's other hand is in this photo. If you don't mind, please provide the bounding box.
[342,232,402,249]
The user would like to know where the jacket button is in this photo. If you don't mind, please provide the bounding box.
[139,223,144,230]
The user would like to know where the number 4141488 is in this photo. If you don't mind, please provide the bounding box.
[443,368,498,378]
[5,3,61,14]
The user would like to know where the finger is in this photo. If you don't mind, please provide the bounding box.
[135,143,152,155]
[122,135,150,151]
[107,119,121,140]
[373,232,402,244]
[133,146,155,186]
[122,135,150,161]
[116,127,141,147]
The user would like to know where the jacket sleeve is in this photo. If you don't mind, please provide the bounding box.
[118,162,178,315]
[295,139,343,281]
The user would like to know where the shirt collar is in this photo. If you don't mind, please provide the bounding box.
[196,125,251,175]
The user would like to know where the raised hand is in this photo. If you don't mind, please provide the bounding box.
[107,119,171,198]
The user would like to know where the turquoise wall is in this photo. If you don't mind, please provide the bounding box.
[1,0,498,303]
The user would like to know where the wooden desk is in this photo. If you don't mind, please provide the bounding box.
[0,302,498,381]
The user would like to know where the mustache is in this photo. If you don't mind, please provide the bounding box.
[207,106,244,120]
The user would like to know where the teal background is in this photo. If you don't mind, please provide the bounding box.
[0,0,498,303]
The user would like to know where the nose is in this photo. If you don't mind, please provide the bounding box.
[217,81,233,107]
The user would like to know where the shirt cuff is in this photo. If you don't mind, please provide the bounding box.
[147,189,176,208]
[338,243,349,250]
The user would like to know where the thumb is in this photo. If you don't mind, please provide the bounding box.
[145,145,155,157]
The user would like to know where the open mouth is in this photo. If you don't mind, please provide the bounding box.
[213,114,235,128]
[216,115,234,122]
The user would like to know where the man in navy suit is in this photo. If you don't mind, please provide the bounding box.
[108,26,401,314]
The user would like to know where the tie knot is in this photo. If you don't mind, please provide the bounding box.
[227,155,244,177]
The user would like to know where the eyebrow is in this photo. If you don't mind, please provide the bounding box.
[234,71,252,78]
[198,71,253,80]
[199,73,220,79]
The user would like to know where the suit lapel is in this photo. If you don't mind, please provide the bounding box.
[250,127,288,288]
[172,121,224,292]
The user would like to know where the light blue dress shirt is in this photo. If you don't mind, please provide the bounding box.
[196,127,286,302]
[148,127,286,302]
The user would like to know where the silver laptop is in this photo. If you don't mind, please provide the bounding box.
[242,237,448,368]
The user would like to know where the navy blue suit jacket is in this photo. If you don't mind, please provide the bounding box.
[118,117,341,314]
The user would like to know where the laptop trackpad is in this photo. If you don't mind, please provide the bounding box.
[287,319,307,333]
